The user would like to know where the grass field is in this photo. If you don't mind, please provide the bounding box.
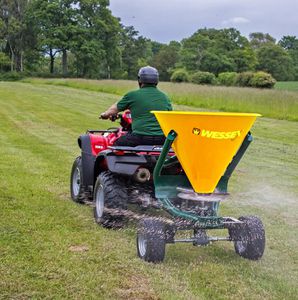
[275,81,298,91]
[23,78,298,121]
[0,82,297,299]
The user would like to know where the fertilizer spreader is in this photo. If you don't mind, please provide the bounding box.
[70,111,265,263]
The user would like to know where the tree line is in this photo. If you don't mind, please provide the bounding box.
[1,0,298,81]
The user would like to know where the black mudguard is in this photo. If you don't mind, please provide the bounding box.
[78,134,96,189]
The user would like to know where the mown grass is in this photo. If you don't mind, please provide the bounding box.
[0,82,297,299]
[23,78,298,121]
[275,81,298,91]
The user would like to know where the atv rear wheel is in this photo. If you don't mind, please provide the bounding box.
[137,218,166,263]
[93,171,127,229]
[70,156,86,203]
[229,215,265,260]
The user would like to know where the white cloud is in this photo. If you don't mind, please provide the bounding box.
[222,17,250,25]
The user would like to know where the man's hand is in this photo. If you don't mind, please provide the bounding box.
[99,103,119,120]
[100,112,109,119]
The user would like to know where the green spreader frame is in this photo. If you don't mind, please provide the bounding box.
[153,130,252,229]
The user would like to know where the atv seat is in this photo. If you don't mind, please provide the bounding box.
[109,145,175,153]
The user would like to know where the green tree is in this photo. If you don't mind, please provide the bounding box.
[150,41,181,81]
[249,32,276,49]
[250,33,296,80]
[75,0,121,78]
[180,28,256,75]
[120,26,152,79]
[0,0,31,71]
[28,0,80,75]
[150,40,164,55]
[279,36,298,80]
[256,43,294,81]
[0,51,10,70]
[27,0,121,77]
[279,35,298,50]
[180,32,210,71]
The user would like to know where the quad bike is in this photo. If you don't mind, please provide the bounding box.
[70,111,265,263]
[70,110,174,226]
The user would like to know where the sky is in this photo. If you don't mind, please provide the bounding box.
[109,0,298,43]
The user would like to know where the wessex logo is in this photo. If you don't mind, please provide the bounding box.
[192,128,241,140]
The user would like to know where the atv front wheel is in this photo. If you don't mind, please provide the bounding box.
[137,218,166,263]
[93,171,127,228]
[70,156,86,203]
[229,215,265,260]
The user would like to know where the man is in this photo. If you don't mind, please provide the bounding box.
[100,66,172,146]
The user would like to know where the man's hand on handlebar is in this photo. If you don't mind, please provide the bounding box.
[100,103,119,121]
[100,112,118,121]
[100,112,109,119]
[110,114,119,121]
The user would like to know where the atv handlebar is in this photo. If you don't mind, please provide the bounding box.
[100,113,120,121]
[99,110,131,132]
[110,114,119,122]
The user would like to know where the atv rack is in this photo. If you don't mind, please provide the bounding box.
[87,129,119,134]
[108,145,175,154]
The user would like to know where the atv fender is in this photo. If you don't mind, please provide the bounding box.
[78,134,96,189]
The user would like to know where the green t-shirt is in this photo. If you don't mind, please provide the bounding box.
[117,86,172,135]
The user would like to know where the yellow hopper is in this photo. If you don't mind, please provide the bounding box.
[152,111,261,194]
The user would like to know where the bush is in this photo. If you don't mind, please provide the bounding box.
[250,71,276,89]
[170,69,189,83]
[0,71,24,81]
[29,71,66,78]
[218,72,237,86]
[235,72,254,87]
[191,71,216,85]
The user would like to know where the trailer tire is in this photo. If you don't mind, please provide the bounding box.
[93,171,127,229]
[70,156,87,203]
[229,215,265,260]
[137,218,166,263]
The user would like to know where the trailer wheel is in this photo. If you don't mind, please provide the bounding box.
[229,216,265,260]
[137,218,166,263]
[94,171,127,229]
[70,156,86,203]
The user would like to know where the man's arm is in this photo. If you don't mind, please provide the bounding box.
[100,103,119,119]
[101,91,132,119]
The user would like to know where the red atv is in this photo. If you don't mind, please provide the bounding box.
[70,110,175,228]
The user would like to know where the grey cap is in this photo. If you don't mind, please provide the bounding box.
[138,66,159,84]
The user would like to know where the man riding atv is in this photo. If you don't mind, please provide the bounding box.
[100,66,172,146]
